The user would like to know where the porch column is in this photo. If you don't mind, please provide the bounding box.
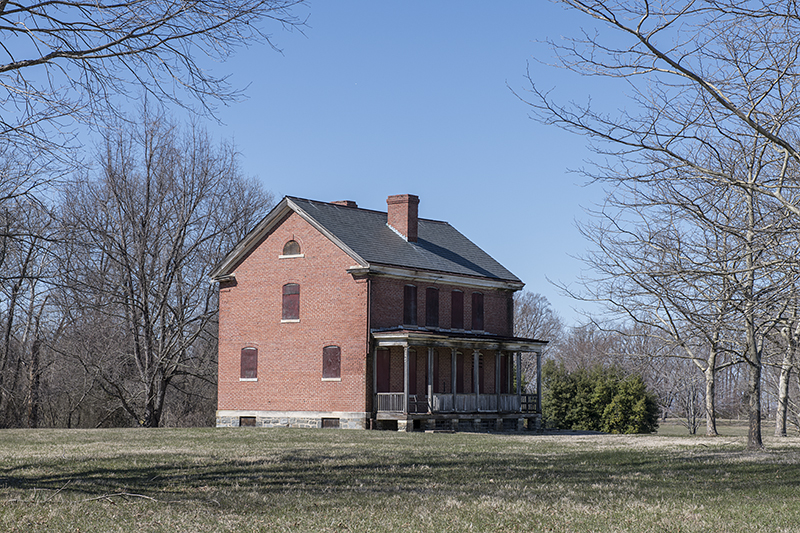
[403,344,410,414]
[451,347,457,396]
[516,351,522,412]
[427,347,434,412]
[473,349,480,407]
[495,350,501,413]
[372,345,378,414]
[536,349,542,413]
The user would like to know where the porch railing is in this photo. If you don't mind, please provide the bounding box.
[376,392,540,414]
[520,394,538,413]
[376,392,404,412]
[375,393,430,413]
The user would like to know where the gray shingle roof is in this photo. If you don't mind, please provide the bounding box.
[289,197,521,283]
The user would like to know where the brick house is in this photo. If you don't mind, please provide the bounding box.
[210,194,546,431]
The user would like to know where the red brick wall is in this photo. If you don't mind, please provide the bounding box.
[370,277,513,335]
[217,211,369,414]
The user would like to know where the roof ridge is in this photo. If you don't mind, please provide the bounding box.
[288,195,447,223]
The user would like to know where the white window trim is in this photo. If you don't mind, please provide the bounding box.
[321,377,342,382]
[278,254,305,259]
[239,378,258,382]
[281,319,301,323]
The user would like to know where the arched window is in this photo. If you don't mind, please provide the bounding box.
[282,283,300,320]
[240,347,258,380]
[282,240,301,256]
[323,345,341,380]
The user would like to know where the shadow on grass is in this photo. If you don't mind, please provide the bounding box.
[2,439,799,509]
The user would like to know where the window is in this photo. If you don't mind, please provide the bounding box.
[321,418,340,428]
[239,416,256,427]
[403,285,417,325]
[282,283,300,320]
[472,292,484,331]
[426,287,439,327]
[323,345,341,380]
[240,347,258,380]
[451,290,464,329]
[282,240,301,256]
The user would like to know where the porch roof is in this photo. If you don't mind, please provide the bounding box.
[371,328,547,352]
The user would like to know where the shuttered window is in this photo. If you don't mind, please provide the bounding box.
[323,345,341,380]
[240,347,258,380]
[403,285,417,325]
[282,283,300,320]
[472,292,484,331]
[451,290,464,330]
[426,287,439,328]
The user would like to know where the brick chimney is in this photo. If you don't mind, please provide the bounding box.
[386,194,419,242]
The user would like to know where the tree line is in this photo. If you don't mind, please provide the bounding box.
[515,291,799,437]
[516,0,800,449]
[0,0,304,427]
[0,112,273,427]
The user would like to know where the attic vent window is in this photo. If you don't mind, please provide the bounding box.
[280,240,303,258]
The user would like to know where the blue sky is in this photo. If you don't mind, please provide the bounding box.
[209,2,606,326]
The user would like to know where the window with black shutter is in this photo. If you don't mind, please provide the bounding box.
[451,290,464,330]
[426,287,439,328]
[472,292,484,331]
[403,285,417,325]
[282,283,300,320]
[240,347,258,380]
[323,345,341,380]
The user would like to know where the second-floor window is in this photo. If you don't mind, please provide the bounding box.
[403,285,417,325]
[282,283,300,320]
[451,290,464,329]
[426,287,439,327]
[472,292,484,331]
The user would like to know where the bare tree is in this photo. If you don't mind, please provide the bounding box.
[59,109,273,427]
[0,192,62,427]
[0,0,305,158]
[551,323,620,372]
[524,0,800,449]
[514,292,564,393]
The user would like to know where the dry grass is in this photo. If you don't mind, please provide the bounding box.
[1,427,799,532]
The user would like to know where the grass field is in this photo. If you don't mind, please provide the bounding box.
[1,424,799,532]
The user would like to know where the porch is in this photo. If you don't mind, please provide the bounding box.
[371,329,546,430]
[375,392,539,416]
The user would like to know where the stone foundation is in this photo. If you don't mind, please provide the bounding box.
[216,410,367,429]
[374,414,542,433]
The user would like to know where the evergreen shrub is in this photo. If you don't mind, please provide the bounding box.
[541,360,660,434]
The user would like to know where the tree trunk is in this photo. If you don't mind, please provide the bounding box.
[704,359,718,437]
[744,188,763,451]
[774,346,793,437]
[746,357,763,450]
[27,338,40,428]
